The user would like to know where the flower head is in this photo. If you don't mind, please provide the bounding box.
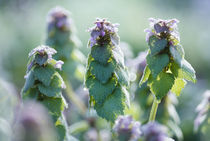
[145,18,180,43]
[54,60,64,70]
[29,45,57,59]
[141,122,174,141]
[88,18,120,47]
[47,6,71,31]
[113,115,141,141]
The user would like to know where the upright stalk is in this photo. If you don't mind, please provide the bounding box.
[149,96,160,122]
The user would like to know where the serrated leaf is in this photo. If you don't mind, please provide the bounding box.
[150,72,175,100]
[22,69,35,92]
[112,46,125,68]
[114,66,130,87]
[86,76,117,106]
[171,78,186,96]
[38,73,64,97]
[139,65,151,86]
[95,86,126,122]
[89,61,115,84]
[40,97,65,122]
[21,88,39,100]
[147,53,169,78]
[110,33,120,46]
[35,54,48,65]
[180,59,196,83]
[34,65,56,86]
[149,35,167,55]
[170,60,196,83]
[91,45,112,65]
[169,45,184,65]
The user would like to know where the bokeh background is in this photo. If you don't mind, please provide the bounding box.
[0,0,210,141]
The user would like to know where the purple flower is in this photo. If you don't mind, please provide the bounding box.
[113,115,141,141]
[47,6,71,31]
[88,18,120,47]
[194,90,210,131]
[141,122,174,141]
[54,60,64,70]
[145,18,180,43]
[29,45,57,58]
[28,45,57,68]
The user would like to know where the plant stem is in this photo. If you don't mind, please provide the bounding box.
[149,96,160,122]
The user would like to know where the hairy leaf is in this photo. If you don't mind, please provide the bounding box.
[86,76,117,106]
[89,61,115,84]
[114,66,130,87]
[22,69,35,92]
[169,45,184,65]
[95,86,127,122]
[150,72,175,100]
[91,45,112,65]
[149,35,167,55]
[34,65,56,86]
[38,73,64,97]
[171,78,186,96]
[139,65,151,86]
[147,53,169,78]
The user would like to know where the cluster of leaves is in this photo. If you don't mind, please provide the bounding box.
[46,6,85,85]
[85,19,130,122]
[129,52,182,140]
[21,45,71,141]
[140,18,196,101]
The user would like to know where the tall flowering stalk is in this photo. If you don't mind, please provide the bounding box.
[21,45,72,141]
[46,6,86,114]
[46,6,85,85]
[85,19,130,122]
[140,18,196,122]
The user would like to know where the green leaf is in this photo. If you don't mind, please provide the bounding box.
[169,45,184,65]
[38,73,64,97]
[114,67,130,87]
[150,72,175,100]
[40,97,65,122]
[139,65,151,86]
[95,86,126,122]
[170,60,196,83]
[21,88,39,100]
[34,65,56,86]
[180,59,196,83]
[112,46,125,68]
[22,69,35,92]
[35,54,48,65]
[86,76,117,106]
[149,35,167,55]
[147,53,169,78]
[89,61,115,84]
[171,78,186,96]
[91,45,112,65]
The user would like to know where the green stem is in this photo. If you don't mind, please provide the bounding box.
[149,96,160,122]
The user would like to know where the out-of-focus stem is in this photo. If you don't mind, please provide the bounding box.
[149,96,160,122]
[64,78,87,115]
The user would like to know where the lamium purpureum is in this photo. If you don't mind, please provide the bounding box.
[85,18,130,122]
[46,6,85,84]
[21,45,72,141]
[140,18,196,122]
[113,115,141,141]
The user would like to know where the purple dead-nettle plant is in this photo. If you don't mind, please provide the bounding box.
[140,18,196,122]
[113,115,141,141]
[47,6,71,32]
[194,90,210,132]
[85,18,130,122]
[88,18,120,47]
[141,122,174,141]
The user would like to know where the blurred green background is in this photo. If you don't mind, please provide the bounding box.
[0,0,209,141]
